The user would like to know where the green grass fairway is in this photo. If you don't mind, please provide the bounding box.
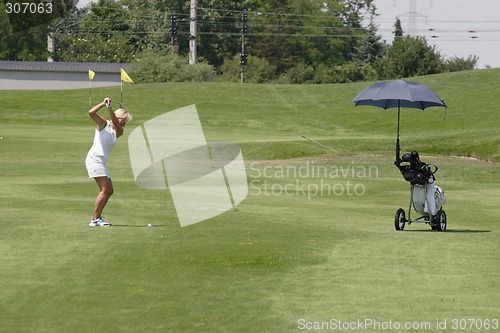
[1,70,499,332]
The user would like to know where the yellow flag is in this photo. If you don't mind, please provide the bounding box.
[120,68,133,83]
[88,70,95,80]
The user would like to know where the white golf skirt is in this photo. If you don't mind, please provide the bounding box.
[85,155,110,179]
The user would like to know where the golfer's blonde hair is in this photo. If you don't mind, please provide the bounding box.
[114,108,133,125]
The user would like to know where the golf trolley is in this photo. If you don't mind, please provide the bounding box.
[394,151,447,232]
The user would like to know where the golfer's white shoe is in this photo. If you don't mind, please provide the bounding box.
[89,216,112,227]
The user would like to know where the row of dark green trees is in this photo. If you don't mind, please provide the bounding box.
[1,0,478,83]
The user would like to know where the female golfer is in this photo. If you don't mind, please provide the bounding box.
[86,97,132,226]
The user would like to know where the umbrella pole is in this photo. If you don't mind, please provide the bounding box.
[396,102,401,161]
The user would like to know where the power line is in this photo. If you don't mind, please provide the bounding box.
[55,5,500,43]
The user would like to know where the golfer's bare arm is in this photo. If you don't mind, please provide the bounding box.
[88,100,107,131]
[107,106,124,138]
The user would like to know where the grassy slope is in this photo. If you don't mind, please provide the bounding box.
[0,69,499,332]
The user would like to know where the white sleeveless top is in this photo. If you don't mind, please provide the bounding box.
[87,121,117,161]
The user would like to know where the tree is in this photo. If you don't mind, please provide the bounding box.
[374,35,442,79]
[129,50,214,83]
[337,0,377,61]
[249,0,296,71]
[193,1,247,68]
[293,1,347,66]
[54,0,136,62]
[351,16,386,65]
[218,54,277,83]
[0,10,49,61]
[442,55,478,72]
[393,17,403,37]
[2,0,477,83]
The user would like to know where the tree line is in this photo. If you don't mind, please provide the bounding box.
[0,0,478,84]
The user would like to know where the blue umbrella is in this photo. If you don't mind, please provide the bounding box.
[352,79,446,160]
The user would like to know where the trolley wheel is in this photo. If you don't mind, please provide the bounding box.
[395,208,406,231]
[435,209,447,232]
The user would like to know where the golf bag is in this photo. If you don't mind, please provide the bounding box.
[395,151,446,217]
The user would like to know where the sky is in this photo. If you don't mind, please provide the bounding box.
[77,0,500,69]
[373,0,500,68]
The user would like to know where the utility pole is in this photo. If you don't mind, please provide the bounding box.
[47,32,55,62]
[189,0,197,65]
[240,9,248,83]
[397,0,427,36]
[408,0,417,35]
[170,13,179,54]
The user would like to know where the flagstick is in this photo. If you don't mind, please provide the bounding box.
[119,69,133,106]
[89,77,92,107]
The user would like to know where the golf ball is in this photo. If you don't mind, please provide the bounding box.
[147,223,152,227]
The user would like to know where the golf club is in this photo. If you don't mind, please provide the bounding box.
[105,100,124,109]
[301,135,335,152]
